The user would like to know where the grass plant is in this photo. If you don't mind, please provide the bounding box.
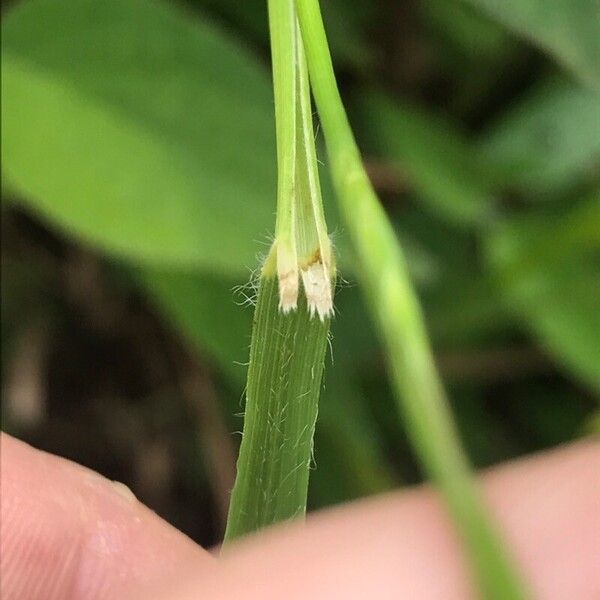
[223,0,334,542]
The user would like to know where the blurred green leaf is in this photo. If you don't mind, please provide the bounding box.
[312,372,396,506]
[421,0,518,114]
[487,197,600,391]
[427,277,510,348]
[2,0,276,273]
[319,0,376,71]
[398,209,511,349]
[507,382,595,447]
[583,411,600,436]
[139,268,251,383]
[424,0,513,62]
[460,0,600,91]
[354,92,495,226]
[480,80,600,195]
[450,384,516,467]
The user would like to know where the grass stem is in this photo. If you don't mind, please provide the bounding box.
[295,0,529,597]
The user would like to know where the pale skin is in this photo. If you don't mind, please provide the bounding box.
[1,432,598,600]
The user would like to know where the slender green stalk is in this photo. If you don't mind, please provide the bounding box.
[295,1,529,597]
[224,0,334,542]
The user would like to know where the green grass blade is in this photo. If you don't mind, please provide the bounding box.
[223,274,330,541]
[295,0,529,597]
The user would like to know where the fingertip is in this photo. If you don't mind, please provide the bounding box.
[0,433,214,600]
[147,440,600,600]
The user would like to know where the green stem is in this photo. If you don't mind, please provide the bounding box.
[295,1,529,597]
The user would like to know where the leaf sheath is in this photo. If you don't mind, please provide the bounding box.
[223,275,330,541]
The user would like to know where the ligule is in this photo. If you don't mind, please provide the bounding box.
[267,239,335,321]
[301,258,334,320]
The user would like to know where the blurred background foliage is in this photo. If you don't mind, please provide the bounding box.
[1,0,599,546]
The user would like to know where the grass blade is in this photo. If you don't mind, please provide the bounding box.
[295,0,529,597]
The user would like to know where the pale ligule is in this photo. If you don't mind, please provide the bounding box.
[277,242,299,313]
[272,239,334,320]
[301,261,334,321]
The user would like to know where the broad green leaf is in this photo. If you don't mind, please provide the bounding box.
[354,92,495,226]
[480,80,600,195]
[486,197,600,391]
[2,0,276,273]
[460,0,600,92]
